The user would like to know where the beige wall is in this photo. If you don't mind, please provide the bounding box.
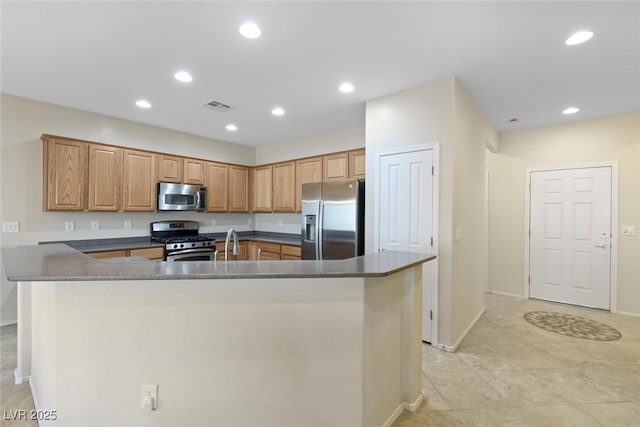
[487,112,640,315]
[366,76,496,347]
[255,124,364,165]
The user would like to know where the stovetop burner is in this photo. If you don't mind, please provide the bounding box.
[150,220,216,252]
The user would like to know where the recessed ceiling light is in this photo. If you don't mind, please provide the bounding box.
[135,99,151,109]
[174,71,193,83]
[565,31,594,46]
[225,124,238,132]
[562,107,580,115]
[271,107,285,116]
[239,22,261,39]
[339,82,355,93]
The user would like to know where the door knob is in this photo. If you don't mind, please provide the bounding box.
[594,243,608,249]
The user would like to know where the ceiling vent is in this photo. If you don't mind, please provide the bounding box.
[202,99,233,112]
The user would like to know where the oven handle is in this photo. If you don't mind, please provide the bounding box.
[166,248,216,260]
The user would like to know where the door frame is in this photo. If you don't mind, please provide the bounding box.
[374,142,440,345]
[524,162,619,312]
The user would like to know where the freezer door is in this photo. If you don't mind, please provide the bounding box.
[320,180,361,260]
[301,182,322,260]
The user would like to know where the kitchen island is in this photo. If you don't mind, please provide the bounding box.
[3,245,434,427]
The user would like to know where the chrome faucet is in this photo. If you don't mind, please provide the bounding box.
[224,228,240,261]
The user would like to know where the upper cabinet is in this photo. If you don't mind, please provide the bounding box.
[157,154,183,183]
[205,161,229,212]
[323,152,349,181]
[123,149,156,212]
[184,158,205,185]
[272,161,296,213]
[348,149,366,180]
[43,135,87,211]
[88,144,122,211]
[295,156,323,211]
[252,165,273,212]
[229,165,250,213]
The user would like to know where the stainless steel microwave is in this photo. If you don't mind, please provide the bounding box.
[157,182,206,211]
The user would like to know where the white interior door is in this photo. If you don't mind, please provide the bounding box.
[379,148,434,342]
[529,167,612,309]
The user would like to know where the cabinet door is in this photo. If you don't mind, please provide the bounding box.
[295,156,323,212]
[43,136,87,211]
[272,161,296,213]
[252,165,273,212]
[184,158,205,185]
[216,242,247,261]
[323,152,349,181]
[123,149,156,212]
[88,144,122,211]
[87,250,128,260]
[157,154,183,183]
[206,162,229,212]
[229,165,250,212]
[348,149,366,180]
[247,241,258,260]
[130,247,164,261]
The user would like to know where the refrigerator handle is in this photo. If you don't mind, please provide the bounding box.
[317,201,324,260]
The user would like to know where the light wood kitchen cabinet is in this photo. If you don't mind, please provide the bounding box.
[272,161,296,213]
[157,154,183,183]
[184,158,205,185]
[281,244,301,260]
[205,162,229,212]
[257,241,281,261]
[216,242,248,261]
[43,135,87,211]
[229,165,250,212]
[87,250,128,260]
[247,241,258,260]
[348,149,366,179]
[252,165,273,212]
[295,156,323,211]
[87,247,164,261]
[323,152,349,181]
[129,247,164,261]
[88,144,122,211]
[123,149,156,212]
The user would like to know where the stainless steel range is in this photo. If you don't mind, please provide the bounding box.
[150,221,216,261]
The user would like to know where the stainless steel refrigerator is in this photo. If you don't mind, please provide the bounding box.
[301,179,365,260]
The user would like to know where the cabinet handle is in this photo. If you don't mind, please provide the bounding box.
[257,247,261,260]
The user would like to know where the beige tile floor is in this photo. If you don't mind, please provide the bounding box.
[393,293,640,427]
[1,293,638,426]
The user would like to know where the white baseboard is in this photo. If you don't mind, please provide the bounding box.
[486,290,527,299]
[381,392,424,427]
[1,319,17,327]
[436,308,485,352]
[615,310,640,318]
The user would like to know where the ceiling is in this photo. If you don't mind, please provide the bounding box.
[2,2,639,148]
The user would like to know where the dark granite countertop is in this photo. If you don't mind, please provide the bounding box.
[2,244,435,282]
[40,231,301,254]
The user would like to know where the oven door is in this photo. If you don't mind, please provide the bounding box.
[166,248,216,262]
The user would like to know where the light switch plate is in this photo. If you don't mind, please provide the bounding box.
[622,225,636,236]
[455,226,463,241]
[91,220,100,231]
[65,221,75,231]
[124,220,132,230]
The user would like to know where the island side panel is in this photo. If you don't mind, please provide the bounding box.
[14,281,31,384]
[29,278,367,427]
[362,265,424,427]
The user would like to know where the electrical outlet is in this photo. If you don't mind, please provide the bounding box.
[211,219,216,226]
[248,218,253,225]
[124,220,132,230]
[140,384,158,410]
[455,226,463,241]
[91,220,100,231]
[65,221,75,231]
[1,222,19,233]
[278,219,283,227]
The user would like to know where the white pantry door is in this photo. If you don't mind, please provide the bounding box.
[529,167,612,309]
[379,148,434,342]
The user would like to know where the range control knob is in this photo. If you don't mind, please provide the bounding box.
[191,243,196,248]
[173,244,178,249]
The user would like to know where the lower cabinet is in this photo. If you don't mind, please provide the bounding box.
[87,247,164,261]
[215,242,249,261]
